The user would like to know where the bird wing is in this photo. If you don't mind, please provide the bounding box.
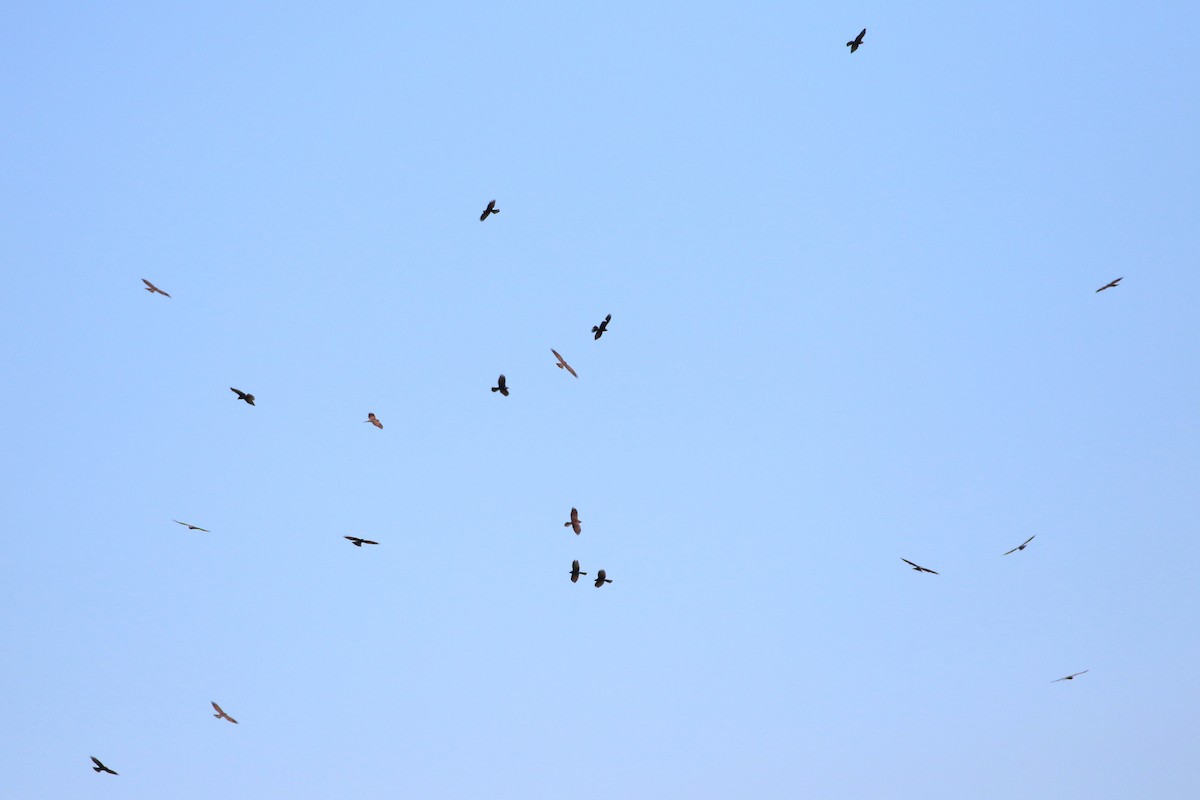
[142,279,154,289]
[564,361,578,377]
[91,757,104,768]
[498,374,506,388]
[230,387,243,398]
[570,508,579,523]
[212,701,223,715]
[360,539,379,545]
[1002,546,1019,556]
[857,28,866,43]
[1021,535,1035,547]
[1072,670,1089,678]
[924,567,939,574]
[902,558,919,568]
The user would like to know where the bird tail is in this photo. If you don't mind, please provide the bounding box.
[592,326,599,333]
[491,387,499,392]
[93,767,102,772]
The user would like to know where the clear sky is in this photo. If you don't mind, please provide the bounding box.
[2,2,1199,798]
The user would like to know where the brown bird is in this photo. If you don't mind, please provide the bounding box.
[570,560,587,583]
[902,558,939,575]
[593,569,612,588]
[365,413,383,429]
[564,507,582,535]
[1095,277,1123,292]
[173,520,210,532]
[230,387,255,406]
[480,199,499,221]
[90,756,118,775]
[592,314,611,340]
[1003,535,1036,556]
[1052,670,1089,682]
[211,701,238,724]
[344,536,379,547]
[142,278,171,297]
[491,374,509,396]
[846,28,866,53]
[551,349,578,378]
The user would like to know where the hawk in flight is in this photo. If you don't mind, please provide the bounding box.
[902,558,939,575]
[365,413,383,429]
[846,28,866,53]
[344,536,379,547]
[1052,670,1089,682]
[142,279,170,297]
[564,507,582,535]
[593,569,612,588]
[173,520,209,532]
[1095,277,1122,292]
[592,314,611,340]
[230,388,255,406]
[570,560,587,583]
[551,349,578,378]
[491,374,509,396]
[211,701,238,724]
[1003,535,1036,556]
[480,199,499,221]
[90,756,118,775]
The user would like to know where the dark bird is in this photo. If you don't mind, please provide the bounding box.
[570,560,587,583]
[365,413,383,429]
[211,701,238,724]
[902,558,939,575]
[1095,277,1123,293]
[480,199,499,221]
[591,314,611,340]
[1003,535,1036,556]
[551,349,578,378]
[846,28,866,53]
[344,536,379,547]
[491,374,509,396]
[173,520,210,532]
[230,387,255,406]
[142,278,170,297]
[564,507,582,535]
[90,756,118,775]
[1052,670,1089,682]
[593,569,612,588]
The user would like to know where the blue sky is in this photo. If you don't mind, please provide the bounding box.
[2,2,1199,797]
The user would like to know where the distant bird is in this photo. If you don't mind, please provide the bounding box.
[365,413,383,429]
[1095,277,1123,293]
[564,507,582,535]
[1003,535,1036,556]
[592,314,611,340]
[570,560,587,583]
[90,756,118,775]
[902,558,939,575]
[230,387,255,406]
[142,278,170,298]
[211,701,238,724]
[173,520,210,532]
[846,28,866,53]
[491,374,509,396]
[1052,670,1089,682]
[480,199,499,221]
[344,536,379,547]
[593,569,612,588]
[551,349,578,378]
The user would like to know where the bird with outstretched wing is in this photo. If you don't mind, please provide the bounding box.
[1096,277,1122,292]
[344,536,379,547]
[91,756,118,775]
[142,279,170,297]
[1003,535,1036,555]
[491,374,509,396]
[212,701,238,724]
[846,28,866,53]
[173,520,209,532]
[480,199,499,221]
[564,507,582,535]
[902,558,939,574]
[570,560,587,583]
[1052,670,1089,682]
[551,349,578,378]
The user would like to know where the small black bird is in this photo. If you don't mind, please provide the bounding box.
[564,507,582,535]
[592,314,611,340]
[593,569,612,588]
[846,28,866,53]
[480,199,499,221]
[344,536,379,547]
[570,560,587,583]
[230,387,255,406]
[91,756,118,775]
[365,413,383,429]
[173,520,210,532]
[142,278,171,297]
[491,374,509,396]
[1052,670,1089,682]
[1003,535,1036,556]
[902,558,938,575]
[1096,277,1123,293]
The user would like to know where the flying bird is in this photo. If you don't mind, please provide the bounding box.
[142,278,170,297]
[344,536,379,547]
[173,520,209,532]
[592,314,611,340]
[90,756,118,775]
[1095,277,1123,292]
[230,387,255,406]
[491,374,509,396]
[551,349,578,378]
[902,558,939,575]
[211,701,238,724]
[564,507,582,535]
[1052,670,1089,682]
[570,560,587,583]
[1003,535,1036,556]
[593,569,612,588]
[480,199,499,221]
[846,28,866,53]
[365,413,383,429]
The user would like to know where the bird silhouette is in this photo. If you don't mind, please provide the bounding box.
[230,388,255,406]
[211,701,238,724]
[1096,277,1123,292]
[344,536,379,547]
[551,349,578,378]
[142,278,170,297]
[1003,535,1036,556]
[491,374,509,396]
[173,520,209,532]
[593,569,612,588]
[365,413,383,429]
[564,507,582,534]
[570,560,588,583]
[592,314,611,340]
[846,28,866,53]
[480,199,499,221]
[90,756,118,775]
[1052,670,1089,682]
[902,558,939,574]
